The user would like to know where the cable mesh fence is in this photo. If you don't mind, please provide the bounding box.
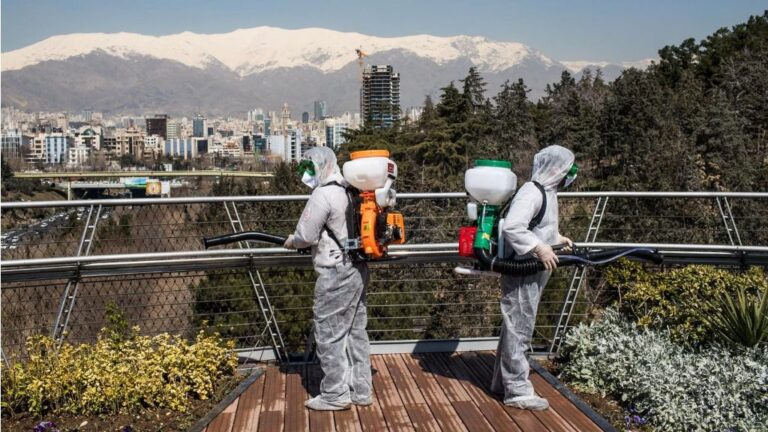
[1,194,765,360]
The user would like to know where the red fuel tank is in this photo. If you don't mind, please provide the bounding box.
[458,226,478,258]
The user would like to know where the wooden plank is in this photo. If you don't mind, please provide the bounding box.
[333,363,362,432]
[192,370,267,432]
[371,355,415,431]
[206,397,239,432]
[307,363,335,432]
[285,365,310,432]
[468,352,549,432]
[439,352,523,432]
[355,359,389,432]
[258,366,287,432]
[334,404,362,432]
[231,372,267,432]
[382,354,442,432]
[529,373,603,432]
[451,401,495,432]
[418,353,493,432]
[529,372,560,397]
[400,354,468,432]
[527,373,580,432]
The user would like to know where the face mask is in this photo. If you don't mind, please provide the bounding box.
[562,163,578,188]
[296,159,316,176]
[301,171,318,189]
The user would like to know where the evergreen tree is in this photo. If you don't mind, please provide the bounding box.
[492,79,537,173]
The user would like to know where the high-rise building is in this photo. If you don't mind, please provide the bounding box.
[325,121,349,150]
[196,138,208,155]
[164,138,197,160]
[280,103,291,134]
[1,129,22,160]
[144,135,164,158]
[116,128,144,157]
[193,116,206,137]
[313,101,327,121]
[56,113,68,131]
[67,146,90,167]
[361,65,400,128]
[302,112,310,124]
[45,133,71,164]
[288,129,303,162]
[146,114,168,139]
[29,134,46,163]
[253,135,267,153]
[166,121,180,139]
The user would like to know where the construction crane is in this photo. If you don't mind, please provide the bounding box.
[355,48,368,84]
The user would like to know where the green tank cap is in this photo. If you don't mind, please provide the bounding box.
[474,159,512,169]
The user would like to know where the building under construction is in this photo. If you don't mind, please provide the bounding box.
[361,65,400,128]
[145,114,169,139]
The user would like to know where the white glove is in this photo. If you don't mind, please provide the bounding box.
[283,234,296,249]
[532,243,559,271]
[558,235,574,253]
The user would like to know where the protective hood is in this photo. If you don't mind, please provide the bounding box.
[531,145,575,190]
[303,146,344,187]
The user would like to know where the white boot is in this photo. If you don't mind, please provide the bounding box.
[304,395,352,411]
[505,395,550,411]
[351,394,374,406]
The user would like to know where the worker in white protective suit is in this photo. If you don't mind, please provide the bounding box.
[283,146,373,411]
[491,145,577,410]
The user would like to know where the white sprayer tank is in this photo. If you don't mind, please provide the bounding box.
[465,160,517,205]
[342,150,397,191]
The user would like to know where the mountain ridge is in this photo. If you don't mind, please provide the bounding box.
[2,27,556,75]
[0,27,654,116]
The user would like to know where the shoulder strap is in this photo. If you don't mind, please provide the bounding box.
[320,181,351,251]
[528,181,547,231]
[322,181,345,189]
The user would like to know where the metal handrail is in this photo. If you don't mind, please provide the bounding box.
[2,191,766,359]
[3,242,766,269]
[2,191,766,209]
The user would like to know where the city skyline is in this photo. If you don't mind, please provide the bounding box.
[2,0,765,63]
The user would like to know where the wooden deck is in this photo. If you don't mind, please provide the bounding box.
[203,352,606,432]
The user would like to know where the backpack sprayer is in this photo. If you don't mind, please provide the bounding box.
[341,150,405,259]
[454,160,663,277]
[203,150,405,261]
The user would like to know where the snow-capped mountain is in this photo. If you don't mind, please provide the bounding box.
[561,59,654,73]
[2,27,556,75]
[0,27,645,115]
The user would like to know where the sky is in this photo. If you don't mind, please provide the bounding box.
[2,0,766,62]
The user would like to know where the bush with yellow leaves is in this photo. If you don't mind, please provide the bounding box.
[604,261,768,345]
[1,327,238,417]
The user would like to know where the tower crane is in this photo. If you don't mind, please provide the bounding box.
[355,48,368,84]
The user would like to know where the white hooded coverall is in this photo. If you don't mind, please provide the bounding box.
[491,145,575,403]
[291,147,372,406]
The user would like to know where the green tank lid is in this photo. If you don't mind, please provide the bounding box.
[474,159,512,169]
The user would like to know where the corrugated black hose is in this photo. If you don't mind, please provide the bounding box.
[474,246,663,276]
[202,232,287,248]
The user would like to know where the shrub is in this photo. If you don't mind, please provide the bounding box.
[605,262,768,344]
[1,328,238,417]
[561,309,768,431]
[704,284,768,347]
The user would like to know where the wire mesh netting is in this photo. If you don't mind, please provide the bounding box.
[2,195,765,361]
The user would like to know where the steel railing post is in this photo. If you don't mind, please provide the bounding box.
[716,197,743,246]
[51,204,103,346]
[549,196,609,356]
[223,201,289,363]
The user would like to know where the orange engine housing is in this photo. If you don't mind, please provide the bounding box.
[359,191,406,259]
